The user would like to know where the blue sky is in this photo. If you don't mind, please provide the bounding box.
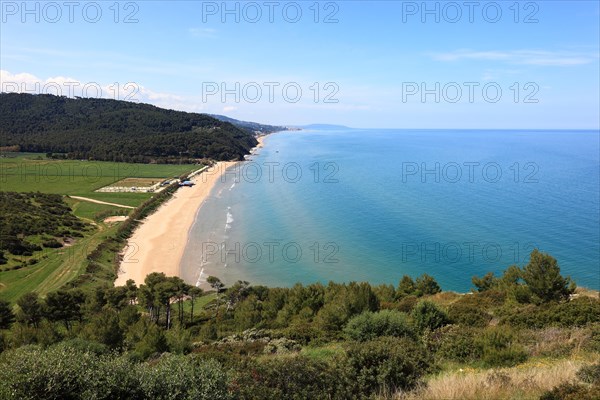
[1,1,599,128]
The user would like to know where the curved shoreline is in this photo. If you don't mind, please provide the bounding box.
[115,161,240,286]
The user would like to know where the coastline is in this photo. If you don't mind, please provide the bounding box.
[115,161,239,286]
[187,133,271,287]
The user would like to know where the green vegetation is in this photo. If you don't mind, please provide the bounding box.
[0,153,197,206]
[0,93,258,162]
[0,192,91,262]
[0,253,598,399]
[0,151,202,302]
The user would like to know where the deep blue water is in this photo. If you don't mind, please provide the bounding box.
[180,129,600,292]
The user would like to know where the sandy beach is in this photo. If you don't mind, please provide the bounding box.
[115,161,239,286]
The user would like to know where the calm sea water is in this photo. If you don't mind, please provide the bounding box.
[180,129,600,292]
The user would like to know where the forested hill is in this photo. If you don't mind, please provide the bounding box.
[209,114,287,133]
[0,93,258,163]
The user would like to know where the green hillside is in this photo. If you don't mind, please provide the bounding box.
[0,93,258,163]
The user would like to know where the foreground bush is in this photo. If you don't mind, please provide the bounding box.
[231,356,344,400]
[0,344,139,400]
[343,310,415,341]
[138,355,230,400]
[341,337,432,398]
[0,344,230,400]
[539,382,600,400]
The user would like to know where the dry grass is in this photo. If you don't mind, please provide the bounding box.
[428,292,463,307]
[395,358,598,400]
[520,327,592,358]
[574,287,600,300]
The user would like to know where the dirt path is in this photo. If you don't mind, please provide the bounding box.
[69,196,135,209]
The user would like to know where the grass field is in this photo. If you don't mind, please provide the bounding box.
[64,197,128,221]
[0,153,197,207]
[0,153,199,301]
[0,222,120,303]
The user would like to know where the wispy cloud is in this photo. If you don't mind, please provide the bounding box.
[430,49,598,66]
[188,28,218,39]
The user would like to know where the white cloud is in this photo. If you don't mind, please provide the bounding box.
[0,70,206,112]
[430,49,598,66]
[188,28,217,38]
[223,106,237,112]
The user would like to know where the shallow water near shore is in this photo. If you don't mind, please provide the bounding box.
[180,129,600,292]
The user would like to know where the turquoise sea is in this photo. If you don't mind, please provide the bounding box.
[180,129,600,292]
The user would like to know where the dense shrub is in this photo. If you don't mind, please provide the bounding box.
[343,310,415,341]
[549,297,600,327]
[411,300,449,332]
[0,344,230,400]
[396,295,419,312]
[341,337,432,398]
[577,362,600,385]
[502,298,600,329]
[263,337,301,354]
[138,355,230,400]
[447,302,492,327]
[231,356,343,400]
[0,344,139,400]
[435,326,484,363]
[477,327,527,367]
[539,382,600,400]
[587,323,600,353]
[42,239,62,248]
[125,319,168,360]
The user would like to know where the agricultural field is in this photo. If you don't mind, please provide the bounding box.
[0,153,197,207]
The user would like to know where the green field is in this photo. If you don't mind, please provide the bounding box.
[0,153,197,207]
[0,153,198,301]
[64,198,128,221]
[0,223,120,303]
